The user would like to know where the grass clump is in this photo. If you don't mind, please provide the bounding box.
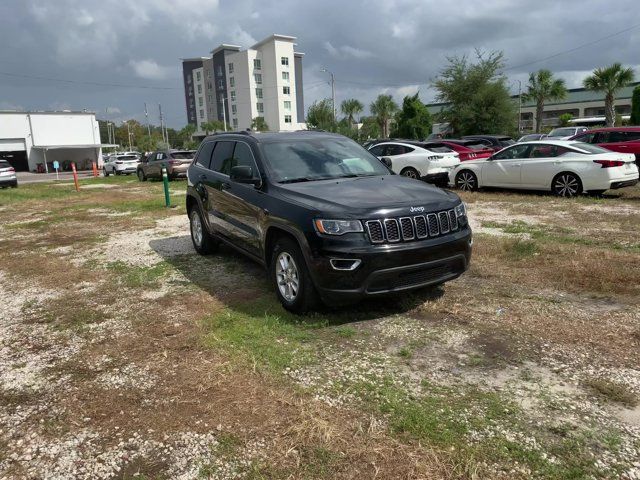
[583,378,638,407]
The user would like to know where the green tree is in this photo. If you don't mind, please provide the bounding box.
[359,116,381,141]
[390,93,432,139]
[178,124,197,147]
[558,113,573,127]
[340,98,364,128]
[251,117,269,131]
[370,94,399,138]
[433,50,516,136]
[306,99,336,131]
[583,63,635,127]
[201,120,224,135]
[523,69,567,133]
[629,85,640,125]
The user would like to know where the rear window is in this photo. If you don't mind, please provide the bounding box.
[548,128,576,138]
[499,138,515,146]
[171,151,195,159]
[465,142,490,150]
[0,160,10,167]
[422,143,453,153]
[117,155,137,160]
[570,143,611,154]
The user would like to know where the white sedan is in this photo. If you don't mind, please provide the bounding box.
[368,141,460,186]
[452,140,639,197]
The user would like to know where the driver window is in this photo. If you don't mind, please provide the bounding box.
[386,144,404,156]
[369,145,384,157]
[492,144,529,160]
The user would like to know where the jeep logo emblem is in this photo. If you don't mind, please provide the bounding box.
[410,206,425,213]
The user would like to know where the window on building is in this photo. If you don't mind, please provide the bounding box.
[218,79,224,88]
[207,82,213,90]
[208,94,213,103]
[231,91,236,101]
[283,86,290,95]
[231,104,237,115]
[256,102,264,113]
[284,101,291,111]
[255,88,263,99]
[281,56,289,66]
[187,75,192,84]
[207,70,211,79]
[198,97,203,106]
[253,59,261,70]
[197,84,202,94]
[216,66,223,76]
[282,71,290,82]
[233,118,238,128]
[284,115,292,123]
[196,71,201,81]
[229,77,235,87]
[228,63,234,73]
[254,73,262,84]
[200,109,205,118]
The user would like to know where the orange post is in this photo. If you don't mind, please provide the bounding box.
[92,161,98,177]
[71,162,80,192]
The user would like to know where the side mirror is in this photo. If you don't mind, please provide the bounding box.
[380,157,392,168]
[230,165,261,187]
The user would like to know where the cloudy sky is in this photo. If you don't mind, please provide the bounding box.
[1,0,638,128]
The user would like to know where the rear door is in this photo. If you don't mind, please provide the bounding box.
[520,144,568,188]
[482,144,531,187]
[203,141,235,239]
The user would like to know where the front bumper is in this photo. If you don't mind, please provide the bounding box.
[308,227,472,303]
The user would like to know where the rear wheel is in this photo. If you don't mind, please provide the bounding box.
[400,167,420,179]
[137,169,146,182]
[552,172,582,197]
[189,207,217,255]
[270,237,320,314]
[104,168,110,177]
[455,170,478,191]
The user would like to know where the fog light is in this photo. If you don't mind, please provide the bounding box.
[330,258,361,271]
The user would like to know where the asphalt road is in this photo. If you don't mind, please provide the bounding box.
[15,171,98,184]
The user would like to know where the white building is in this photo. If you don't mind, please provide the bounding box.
[182,34,305,133]
[0,111,104,172]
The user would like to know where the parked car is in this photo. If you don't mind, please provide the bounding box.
[0,160,17,188]
[461,135,515,151]
[186,131,471,313]
[103,154,140,176]
[570,127,640,167]
[452,140,638,197]
[546,126,589,140]
[517,133,547,142]
[367,141,460,186]
[438,139,494,161]
[137,150,196,181]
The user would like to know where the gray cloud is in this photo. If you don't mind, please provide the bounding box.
[0,0,638,127]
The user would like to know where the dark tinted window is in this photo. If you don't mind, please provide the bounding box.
[196,141,216,169]
[492,144,530,160]
[574,132,596,143]
[369,145,384,156]
[385,144,405,156]
[466,142,490,150]
[609,131,640,142]
[117,155,137,160]
[499,138,515,147]
[221,142,258,177]
[210,141,235,174]
[0,160,10,168]
[528,144,568,158]
[171,151,195,159]
[423,144,452,153]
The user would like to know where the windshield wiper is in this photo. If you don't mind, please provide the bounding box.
[279,176,320,184]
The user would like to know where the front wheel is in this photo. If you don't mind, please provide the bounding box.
[271,237,320,314]
[455,170,478,191]
[552,172,582,197]
[189,207,217,255]
[400,167,420,180]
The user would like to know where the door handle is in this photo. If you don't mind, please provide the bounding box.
[199,173,207,180]
[511,164,521,167]
[221,182,231,190]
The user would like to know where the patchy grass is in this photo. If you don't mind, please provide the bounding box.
[105,261,174,288]
[583,378,638,407]
[502,237,540,259]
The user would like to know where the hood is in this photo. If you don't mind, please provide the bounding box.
[273,175,460,217]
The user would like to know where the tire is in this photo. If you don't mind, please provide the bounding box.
[104,168,110,177]
[270,236,320,314]
[114,168,120,176]
[552,172,582,197]
[455,170,478,191]
[400,167,420,180]
[10,182,17,188]
[189,206,217,255]
[137,169,146,182]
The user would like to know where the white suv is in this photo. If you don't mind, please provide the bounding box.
[368,141,460,186]
[103,154,140,176]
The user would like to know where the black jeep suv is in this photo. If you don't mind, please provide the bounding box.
[186,131,472,313]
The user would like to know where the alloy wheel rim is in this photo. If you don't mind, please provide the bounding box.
[276,252,299,302]
[555,175,578,197]
[458,173,475,191]
[191,211,203,246]
[404,170,417,179]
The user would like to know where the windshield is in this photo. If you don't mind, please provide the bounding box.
[171,151,195,159]
[261,137,391,183]
[548,128,576,137]
[570,143,611,154]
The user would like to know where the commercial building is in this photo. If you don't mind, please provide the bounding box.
[181,34,305,133]
[0,111,104,172]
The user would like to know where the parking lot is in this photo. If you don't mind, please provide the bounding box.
[0,176,639,479]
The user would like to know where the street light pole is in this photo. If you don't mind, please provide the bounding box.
[517,79,522,133]
[321,68,336,121]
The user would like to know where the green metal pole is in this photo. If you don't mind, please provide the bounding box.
[162,166,171,207]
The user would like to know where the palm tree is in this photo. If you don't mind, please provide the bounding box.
[523,69,567,133]
[340,99,364,128]
[370,94,398,138]
[583,63,635,127]
[251,116,269,131]
[201,120,224,135]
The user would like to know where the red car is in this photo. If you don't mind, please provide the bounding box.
[438,139,495,161]
[570,127,640,167]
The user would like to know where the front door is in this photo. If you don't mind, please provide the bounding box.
[482,144,531,187]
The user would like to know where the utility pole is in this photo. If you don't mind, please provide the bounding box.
[125,121,132,151]
[221,96,228,131]
[144,103,151,137]
[321,68,336,120]
[158,104,167,146]
[517,79,523,133]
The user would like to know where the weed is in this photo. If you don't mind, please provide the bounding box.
[502,238,539,260]
[583,378,638,407]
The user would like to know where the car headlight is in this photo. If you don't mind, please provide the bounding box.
[454,202,467,225]
[314,219,363,235]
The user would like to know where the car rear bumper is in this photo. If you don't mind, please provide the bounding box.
[422,172,450,185]
[610,178,639,189]
[0,176,17,186]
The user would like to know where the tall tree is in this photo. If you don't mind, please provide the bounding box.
[251,117,269,131]
[340,99,364,128]
[523,69,567,133]
[583,63,635,127]
[306,99,336,131]
[630,85,640,125]
[370,94,398,138]
[391,93,432,139]
[433,50,516,136]
[359,116,381,140]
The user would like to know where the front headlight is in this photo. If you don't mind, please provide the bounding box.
[314,219,363,235]
[454,202,467,225]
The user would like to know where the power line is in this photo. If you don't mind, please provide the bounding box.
[0,70,181,90]
[503,22,640,71]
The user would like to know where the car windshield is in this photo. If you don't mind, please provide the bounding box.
[548,128,576,137]
[261,137,391,183]
[171,151,195,159]
[570,143,611,154]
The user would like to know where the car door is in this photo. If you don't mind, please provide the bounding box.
[202,141,236,239]
[481,144,531,187]
[520,144,566,189]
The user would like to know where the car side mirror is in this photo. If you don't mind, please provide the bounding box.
[380,157,392,168]
[230,165,261,187]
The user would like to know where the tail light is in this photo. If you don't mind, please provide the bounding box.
[8,167,15,173]
[593,160,624,168]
